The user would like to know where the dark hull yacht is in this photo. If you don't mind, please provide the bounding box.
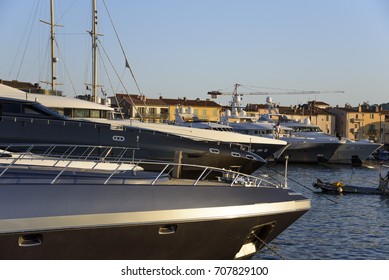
[0,93,265,177]
[0,144,310,260]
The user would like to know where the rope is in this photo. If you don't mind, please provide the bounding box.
[253,232,285,260]
[102,0,142,95]
[14,1,40,79]
[54,40,77,96]
[262,164,338,204]
[97,39,142,121]
[101,0,147,120]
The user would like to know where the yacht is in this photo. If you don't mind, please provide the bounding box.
[174,106,289,161]
[218,98,341,164]
[0,84,290,173]
[0,143,311,260]
[262,100,383,165]
[0,84,266,178]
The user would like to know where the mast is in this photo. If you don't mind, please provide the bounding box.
[50,0,56,91]
[92,0,98,103]
[40,0,62,93]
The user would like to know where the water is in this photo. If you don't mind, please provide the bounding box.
[253,161,389,260]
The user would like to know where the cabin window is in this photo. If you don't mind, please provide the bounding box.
[23,105,50,116]
[73,109,90,118]
[0,103,21,114]
[52,108,64,115]
[63,108,72,117]
[90,110,100,118]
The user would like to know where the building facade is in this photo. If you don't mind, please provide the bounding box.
[111,94,221,123]
[328,104,381,142]
[379,111,389,149]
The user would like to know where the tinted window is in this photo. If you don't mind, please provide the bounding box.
[23,105,51,116]
[1,103,22,114]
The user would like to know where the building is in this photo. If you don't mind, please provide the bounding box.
[110,94,169,122]
[111,94,222,123]
[379,110,389,149]
[328,103,381,141]
[0,79,63,96]
[161,97,221,122]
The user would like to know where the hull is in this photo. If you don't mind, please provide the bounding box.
[94,119,288,162]
[0,183,310,260]
[278,141,340,164]
[313,179,388,195]
[328,142,382,165]
[0,116,264,177]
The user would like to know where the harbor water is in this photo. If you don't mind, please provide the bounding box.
[253,161,389,260]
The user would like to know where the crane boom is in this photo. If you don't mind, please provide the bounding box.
[208,84,344,98]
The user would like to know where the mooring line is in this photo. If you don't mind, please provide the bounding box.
[253,232,286,260]
[261,165,338,204]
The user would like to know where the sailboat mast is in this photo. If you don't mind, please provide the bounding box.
[92,0,98,103]
[50,0,56,92]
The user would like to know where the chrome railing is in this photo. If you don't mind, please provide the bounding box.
[0,143,282,188]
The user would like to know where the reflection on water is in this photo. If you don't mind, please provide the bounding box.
[254,161,389,260]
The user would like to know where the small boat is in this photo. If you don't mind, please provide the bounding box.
[313,177,389,195]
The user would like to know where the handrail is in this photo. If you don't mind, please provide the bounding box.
[0,143,282,188]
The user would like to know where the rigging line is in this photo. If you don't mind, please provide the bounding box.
[115,67,127,93]
[102,0,143,95]
[56,0,77,23]
[98,49,120,103]
[14,1,41,80]
[8,1,39,78]
[97,39,143,121]
[112,68,131,119]
[37,40,51,84]
[54,40,77,96]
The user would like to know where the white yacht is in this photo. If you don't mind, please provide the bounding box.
[219,95,341,164]
[262,100,383,165]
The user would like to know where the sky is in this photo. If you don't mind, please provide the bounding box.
[0,0,389,107]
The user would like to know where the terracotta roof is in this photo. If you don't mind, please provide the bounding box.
[115,94,221,107]
[330,106,380,113]
[160,98,221,107]
[0,79,40,90]
[277,106,334,116]
[117,94,167,106]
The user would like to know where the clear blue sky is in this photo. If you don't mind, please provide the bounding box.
[1,0,388,107]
